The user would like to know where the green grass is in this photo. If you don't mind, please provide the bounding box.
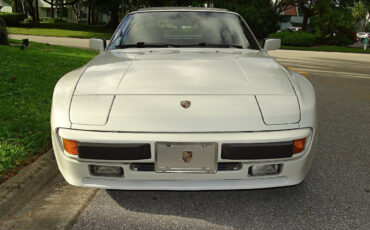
[0,41,98,181]
[7,23,114,40]
[281,45,370,54]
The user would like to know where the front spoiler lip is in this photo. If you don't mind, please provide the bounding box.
[81,177,290,191]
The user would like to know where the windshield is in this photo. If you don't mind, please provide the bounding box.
[109,11,260,50]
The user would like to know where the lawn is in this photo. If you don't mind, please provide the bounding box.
[0,41,98,181]
[7,23,114,40]
[281,45,370,54]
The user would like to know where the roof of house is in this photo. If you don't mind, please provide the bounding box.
[284,6,298,16]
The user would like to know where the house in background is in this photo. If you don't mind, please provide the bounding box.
[38,0,109,24]
[0,0,108,24]
[279,5,309,31]
[0,0,12,13]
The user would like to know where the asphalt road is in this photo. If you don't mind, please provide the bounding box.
[70,51,370,230]
[1,49,369,230]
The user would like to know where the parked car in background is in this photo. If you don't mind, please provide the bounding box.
[277,27,302,33]
[356,32,370,41]
[51,7,316,191]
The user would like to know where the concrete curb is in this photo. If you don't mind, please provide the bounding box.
[0,149,59,218]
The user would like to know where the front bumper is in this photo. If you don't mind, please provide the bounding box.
[52,128,315,190]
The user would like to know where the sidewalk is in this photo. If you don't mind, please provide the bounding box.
[9,34,91,49]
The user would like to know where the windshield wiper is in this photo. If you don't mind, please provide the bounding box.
[116,42,178,48]
[197,43,243,49]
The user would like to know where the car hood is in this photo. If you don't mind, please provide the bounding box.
[74,49,295,96]
[70,49,300,132]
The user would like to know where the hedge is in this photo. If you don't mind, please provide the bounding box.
[0,13,27,26]
[268,31,316,47]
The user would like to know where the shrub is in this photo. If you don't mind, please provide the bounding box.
[0,13,27,26]
[268,31,316,47]
[39,17,66,24]
[23,17,34,24]
[0,18,8,45]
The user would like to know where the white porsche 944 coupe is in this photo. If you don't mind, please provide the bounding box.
[51,7,316,190]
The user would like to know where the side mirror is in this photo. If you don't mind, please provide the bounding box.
[89,38,106,51]
[263,39,281,52]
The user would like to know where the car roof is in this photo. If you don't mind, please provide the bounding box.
[136,7,231,13]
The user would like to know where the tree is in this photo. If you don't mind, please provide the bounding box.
[353,0,370,31]
[273,0,326,31]
[312,6,355,45]
[274,0,357,31]
[212,0,280,39]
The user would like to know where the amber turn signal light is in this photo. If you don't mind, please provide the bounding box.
[293,138,306,154]
[63,139,78,155]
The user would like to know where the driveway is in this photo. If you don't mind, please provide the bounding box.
[1,36,369,230]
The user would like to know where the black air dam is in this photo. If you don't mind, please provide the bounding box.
[221,142,294,160]
[78,143,151,160]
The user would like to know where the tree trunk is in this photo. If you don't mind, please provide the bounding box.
[88,1,91,25]
[73,3,81,24]
[106,9,119,29]
[21,0,26,14]
[34,0,40,22]
[300,2,313,32]
[14,0,19,12]
[25,0,34,19]
[302,12,309,31]
[51,0,54,18]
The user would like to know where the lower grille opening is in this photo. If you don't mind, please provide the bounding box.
[90,165,124,177]
[218,162,242,171]
[130,163,155,172]
[130,163,242,172]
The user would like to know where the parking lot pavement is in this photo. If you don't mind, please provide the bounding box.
[71,52,370,230]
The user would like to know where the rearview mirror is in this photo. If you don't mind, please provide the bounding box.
[89,38,106,51]
[263,39,281,52]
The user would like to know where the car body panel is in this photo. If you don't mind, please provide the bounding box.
[256,95,300,125]
[74,49,295,96]
[70,95,114,125]
[69,49,302,131]
[70,95,299,132]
